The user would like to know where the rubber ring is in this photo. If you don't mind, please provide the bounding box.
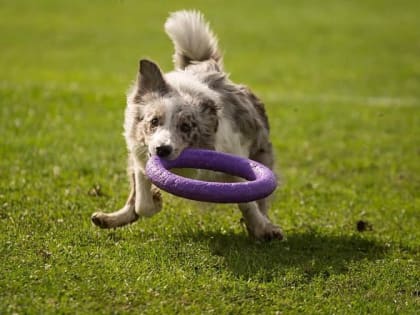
[145,149,277,203]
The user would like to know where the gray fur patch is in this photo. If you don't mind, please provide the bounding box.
[196,68,273,162]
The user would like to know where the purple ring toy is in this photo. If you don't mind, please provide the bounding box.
[145,149,277,203]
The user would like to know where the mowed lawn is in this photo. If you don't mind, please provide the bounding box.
[0,0,419,313]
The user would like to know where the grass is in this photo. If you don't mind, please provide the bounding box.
[0,0,419,313]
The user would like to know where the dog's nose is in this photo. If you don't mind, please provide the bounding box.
[156,145,173,158]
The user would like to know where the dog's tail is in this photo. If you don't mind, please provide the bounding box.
[164,10,223,70]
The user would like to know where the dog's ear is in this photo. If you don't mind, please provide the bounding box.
[137,59,170,95]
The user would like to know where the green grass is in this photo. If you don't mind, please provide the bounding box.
[1,0,419,313]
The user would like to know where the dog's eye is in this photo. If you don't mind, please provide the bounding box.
[180,123,191,133]
[150,117,159,127]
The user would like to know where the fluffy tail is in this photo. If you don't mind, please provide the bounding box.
[164,10,222,69]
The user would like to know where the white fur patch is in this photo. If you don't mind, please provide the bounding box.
[215,117,252,157]
[165,71,219,101]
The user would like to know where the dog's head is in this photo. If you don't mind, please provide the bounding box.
[125,59,219,161]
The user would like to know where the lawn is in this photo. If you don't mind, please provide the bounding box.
[0,0,419,314]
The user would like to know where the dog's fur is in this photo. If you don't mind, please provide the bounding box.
[91,10,283,240]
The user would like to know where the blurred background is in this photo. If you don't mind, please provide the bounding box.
[1,0,419,97]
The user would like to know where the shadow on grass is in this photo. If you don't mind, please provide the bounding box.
[187,230,388,282]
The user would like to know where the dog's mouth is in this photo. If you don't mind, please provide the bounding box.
[148,149,180,161]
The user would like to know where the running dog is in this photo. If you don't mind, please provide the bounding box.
[91,10,283,240]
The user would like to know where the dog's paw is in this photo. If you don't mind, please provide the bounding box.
[91,212,110,228]
[260,223,284,241]
[247,221,284,241]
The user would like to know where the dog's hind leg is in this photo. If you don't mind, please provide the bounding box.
[91,173,138,228]
[238,202,283,241]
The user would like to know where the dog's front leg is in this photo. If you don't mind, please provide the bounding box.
[91,167,162,228]
[91,174,138,228]
[134,167,162,217]
[239,202,283,241]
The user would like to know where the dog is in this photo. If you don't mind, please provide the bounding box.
[91,10,283,240]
